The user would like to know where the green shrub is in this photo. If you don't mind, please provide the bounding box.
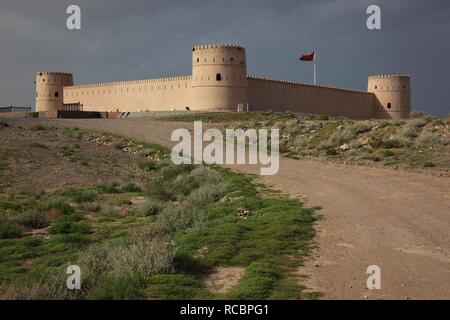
[73,190,98,203]
[90,275,146,300]
[16,209,50,229]
[79,201,102,212]
[0,221,23,239]
[161,164,194,180]
[30,142,49,149]
[108,236,175,277]
[139,200,163,216]
[188,183,227,204]
[48,221,90,234]
[416,132,441,146]
[292,135,311,151]
[370,135,409,149]
[46,199,74,215]
[348,122,372,134]
[171,166,224,197]
[138,161,157,171]
[0,271,83,300]
[227,263,278,300]
[96,182,120,194]
[118,182,141,193]
[146,180,175,201]
[0,201,23,212]
[146,274,208,300]
[401,118,429,138]
[319,128,354,150]
[157,202,206,233]
[78,244,112,280]
[97,205,119,219]
[48,213,90,235]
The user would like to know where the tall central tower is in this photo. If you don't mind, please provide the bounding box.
[191,44,248,110]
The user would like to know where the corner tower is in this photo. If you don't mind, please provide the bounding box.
[191,44,248,110]
[368,75,411,119]
[35,72,73,112]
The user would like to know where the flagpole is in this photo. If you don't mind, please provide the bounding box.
[314,50,317,85]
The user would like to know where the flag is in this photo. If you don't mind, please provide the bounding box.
[299,51,315,61]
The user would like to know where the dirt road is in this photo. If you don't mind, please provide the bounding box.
[4,118,450,299]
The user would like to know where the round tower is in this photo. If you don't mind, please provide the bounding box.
[35,72,73,112]
[368,74,411,119]
[191,44,248,110]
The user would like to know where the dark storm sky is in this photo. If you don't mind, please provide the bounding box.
[0,0,449,116]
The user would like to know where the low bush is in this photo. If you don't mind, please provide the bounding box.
[188,183,227,205]
[15,209,50,229]
[138,161,157,171]
[319,128,354,149]
[96,182,120,194]
[170,166,224,197]
[157,202,206,233]
[79,201,102,213]
[90,274,146,300]
[30,142,49,149]
[400,118,429,138]
[108,236,175,277]
[48,213,90,235]
[118,182,141,193]
[0,221,23,239]
[0,271,83,300]
[46,199,74,215]
[227,262,278,300]
[138,200,163,216]
[416,131,441,146]
[348,121,372,135]
[97,205,119,219]
[73,190,98,203]
[147,180,175,201]
[78,244,112,281]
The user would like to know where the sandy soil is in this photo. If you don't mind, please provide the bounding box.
[3,117,450,300]
[0,123,151,192]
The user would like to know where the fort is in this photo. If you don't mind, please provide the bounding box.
[35,44,411,119]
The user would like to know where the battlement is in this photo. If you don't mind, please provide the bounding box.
[67,75,192,89]
[37,71,73,76]
[368,74,410,80]
[192,44,245,51]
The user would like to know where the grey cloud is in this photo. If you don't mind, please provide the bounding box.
[0,0,449,116]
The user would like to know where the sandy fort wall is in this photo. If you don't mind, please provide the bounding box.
[63,76,192,112]
[247,77,376,119]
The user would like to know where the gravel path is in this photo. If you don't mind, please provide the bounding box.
[5,117,450,300]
